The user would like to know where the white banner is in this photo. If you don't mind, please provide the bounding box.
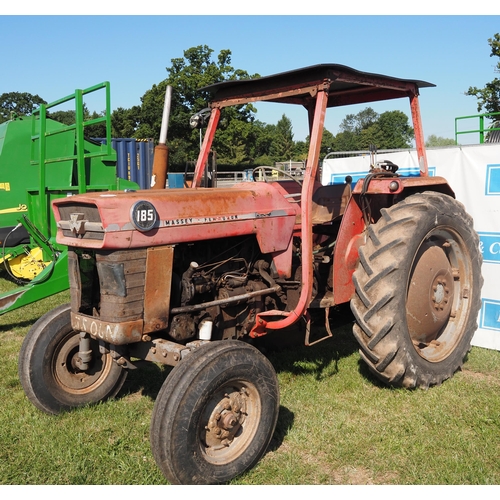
[322,143,500,351]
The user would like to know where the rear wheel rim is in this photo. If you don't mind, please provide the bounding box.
[406,227,471,363]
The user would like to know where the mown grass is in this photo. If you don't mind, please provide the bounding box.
[1,273,499,485]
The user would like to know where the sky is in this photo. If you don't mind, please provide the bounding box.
[1,6,500,146]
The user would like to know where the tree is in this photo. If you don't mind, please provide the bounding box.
[129,45,260,167]
[47,106,108,138]
[333,107,414,151]
[84,110,108,139]
[253,121,277,165]
[48,109,76,125]
[109,47,419,166]
[426,135,456,147]
[0,91,46,124]
[314,128,336,158]
[212,118,260,166]
[269,114,294,162]
[112,106,141,138]
[339,107,378,134]
[333,130,359,152]
[466,33,500,115]
[373,110,414,149]
[292,139,309,162]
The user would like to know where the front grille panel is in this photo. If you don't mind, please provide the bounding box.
[58,203,101,222]
[69,248,147,323]
[58,203,104,240]
[96,249,147,322]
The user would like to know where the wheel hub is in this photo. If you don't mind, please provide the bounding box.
[53,333,107,392]
[407,242,455,346]
[205,389,248,451]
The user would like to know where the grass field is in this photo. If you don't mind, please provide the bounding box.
[1,274,499,485]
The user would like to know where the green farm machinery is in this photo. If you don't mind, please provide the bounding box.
[0,83,138,315]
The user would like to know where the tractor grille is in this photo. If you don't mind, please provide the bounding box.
[57,202,105,240]
[69,248,147,323]
[97,249,147,322]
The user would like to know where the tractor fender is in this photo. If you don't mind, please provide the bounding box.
[332,175,455,305]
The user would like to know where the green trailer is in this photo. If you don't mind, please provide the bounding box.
[0,82,138,315]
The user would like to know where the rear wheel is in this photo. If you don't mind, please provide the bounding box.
[18,303,127,414]
[150,340,279,484]
[351,192,483,388]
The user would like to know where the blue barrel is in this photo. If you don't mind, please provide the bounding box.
[94,138,154,189]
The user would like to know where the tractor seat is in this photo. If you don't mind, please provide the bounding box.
[311,182,352,225]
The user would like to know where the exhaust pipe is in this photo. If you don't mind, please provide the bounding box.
[150,85,172,189]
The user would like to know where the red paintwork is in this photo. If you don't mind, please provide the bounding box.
[332,196,366,306]
[53,64,447,335]
[332,176,455,305]
[248,85,330,336]
[193,108,220,188]
[410,94,428,176]
[351,175,455,196]
[52,183,299,278]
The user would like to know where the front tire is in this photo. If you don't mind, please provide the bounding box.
[150,340,279,484]
[351,192,483,388]
[18,303,128,415]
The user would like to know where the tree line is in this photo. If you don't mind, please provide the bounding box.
[2,38,499,169]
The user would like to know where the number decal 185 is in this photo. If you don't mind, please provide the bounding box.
[130,201,158,231]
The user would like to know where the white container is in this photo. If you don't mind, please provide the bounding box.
[198,319,213,340]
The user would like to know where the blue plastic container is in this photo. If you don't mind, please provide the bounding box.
[95,138,154,189]
[168,173,185,188]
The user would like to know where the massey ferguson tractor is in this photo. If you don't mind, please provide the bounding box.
[19,64,483,484]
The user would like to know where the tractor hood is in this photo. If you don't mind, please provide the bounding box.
[52,183,299,255]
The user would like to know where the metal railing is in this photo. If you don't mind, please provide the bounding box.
[455,111,500,144]
[30,82,114,238]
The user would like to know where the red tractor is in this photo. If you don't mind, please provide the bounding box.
[19,64,483,484]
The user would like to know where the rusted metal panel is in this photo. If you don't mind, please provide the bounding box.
[352,176,455,196]
[207,84,324,108]
[67,250,83,312]
[71,312,143,345]
[249,87,330,336]
[406,243,455,346]
[128,338,210,367]
[96,249,146,322]
[332,176,456,305]
[332,196,366,305]
[193,108,220,188]
[129,338,188,366]
[410,93,428,176]
[52,184,298,253]
[143,245,174,334]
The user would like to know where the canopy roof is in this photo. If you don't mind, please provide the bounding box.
[201,63,435,108]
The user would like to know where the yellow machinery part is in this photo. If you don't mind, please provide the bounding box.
[0,253,12,265]
[6,247,52,280]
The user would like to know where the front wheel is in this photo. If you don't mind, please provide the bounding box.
[18,303,128,415]
[351,192,483,388]
[150,340,279,484]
